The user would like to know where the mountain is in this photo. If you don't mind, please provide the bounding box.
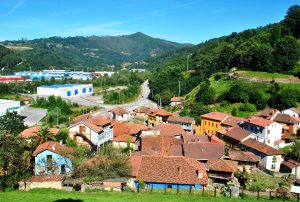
[0,32,191,72]
[148,5,300,105]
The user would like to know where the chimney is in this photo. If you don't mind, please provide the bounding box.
[60,140,63,145]
[52,145,56,150]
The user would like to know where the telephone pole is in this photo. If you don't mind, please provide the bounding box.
[178,81,181,97]
[56,107,59,127]
[186,53,192,71]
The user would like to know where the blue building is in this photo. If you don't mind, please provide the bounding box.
[33,142,73,176]
[129,156,208,190]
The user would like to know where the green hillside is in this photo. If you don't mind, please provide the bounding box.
[0,32,190,73]
[148,5,300,106]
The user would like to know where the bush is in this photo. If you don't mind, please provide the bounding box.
[138,180,145,189]
[239,103,256,112]
[83,176,95,182]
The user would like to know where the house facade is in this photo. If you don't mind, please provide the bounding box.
[272,114,300,135]
[147,109,173,127]
[167,116,195,132]
[68,114,113,149]
[243,116,282,148]
[217,126,253,149]
[240,138,284,172]
[33,142,72,176]
[282,108,300,119]
[170,97,184,106]
[108,107,129,122]
[200,112,229,135]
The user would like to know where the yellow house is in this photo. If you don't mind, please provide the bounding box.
[200,112,229,135]
[147,109,173,127]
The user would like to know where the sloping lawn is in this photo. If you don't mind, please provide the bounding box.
[237,71,293,79]
[0,188,270,202]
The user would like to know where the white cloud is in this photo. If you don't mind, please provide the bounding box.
[48,9,82,17]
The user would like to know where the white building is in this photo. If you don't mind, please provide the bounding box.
[108,107,129,122]
[243,116,282,148]
[0,99,20,116]
[282,108,300,119]
[37,84,93,97]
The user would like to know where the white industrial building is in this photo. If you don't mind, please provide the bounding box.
[0,99,21,116]
[37,84,93,97]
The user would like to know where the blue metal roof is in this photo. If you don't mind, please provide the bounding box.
[38,84,86,88]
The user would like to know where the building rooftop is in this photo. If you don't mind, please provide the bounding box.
[241,138,283,156]
[20,126,60,139]
[183,143,224,160]
[220,126,253,142]
[206,159,238,173]
[38,84,90,88]
[201,112,229,122]
[244,116,274,127]
[0,99,19,104]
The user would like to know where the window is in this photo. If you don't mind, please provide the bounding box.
[67,91,71,96]
[272,156,277,163]
[74,89,78,95]
[89,87,93,92]
[61,165,66,174]
[251,126,254,131]
[167,185,172,189]
[271,164,276,169]
[82,88,86,93]
[47,155,52,167]
[79,125,86,133]
[267,130,270,134]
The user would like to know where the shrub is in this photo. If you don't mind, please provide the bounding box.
[239,103,256,112]
[83,176,95,182]
[138,180,145,189]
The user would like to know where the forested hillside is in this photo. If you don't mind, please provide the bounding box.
[0,32,190,72]
[148,5,300,105]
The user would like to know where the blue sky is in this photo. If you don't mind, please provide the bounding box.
[0,0,299,44]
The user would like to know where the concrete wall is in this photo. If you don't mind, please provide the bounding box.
[35,150,72,175]
[37,84,93,97]
[19,181,63,191]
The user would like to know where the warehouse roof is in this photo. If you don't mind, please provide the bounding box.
[38,84,90,88]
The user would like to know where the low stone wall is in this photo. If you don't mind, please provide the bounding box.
[19,181,63,191]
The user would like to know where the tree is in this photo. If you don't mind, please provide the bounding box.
[0,132,30,191]
[291,140,300,179]
[283,5,300,38]
[33,127,55,146]
[0,111,26,136]
[231,108,238,116]
[278,88,300,110]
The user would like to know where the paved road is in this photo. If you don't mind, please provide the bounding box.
[21,106,47,126]
[23,80,157,115]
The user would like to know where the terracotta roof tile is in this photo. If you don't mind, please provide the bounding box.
[155,109,173,117]
[32,141,73,157]
[183,143,224,160]
[206,159,238,173]
[182,135,210,144]
[221,126,253,142]
[259,108,279,119]
[22,175,65,182]
[134,107,151,114]
[154,123,186,136]
[129,156,142,176]
[201,112,229,122]
[167,116,195,124]
[228,150,259,163]
[131,156,208,185]
[71,114,111,133]
[141,136,183,156]
[282,159,298,169]
[241,138,283,155]
[289,108,300,114]
[273,114,299,125]
[109,107,128,115]
[170,97,184,102]
[20,126,60,139]
[244,116,274,127]
[222,116,243,127]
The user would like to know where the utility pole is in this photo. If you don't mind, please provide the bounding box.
[186,53,192,71]
[178,81,181,97]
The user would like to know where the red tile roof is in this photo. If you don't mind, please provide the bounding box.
[222,115,243,127]
[134,107,151,114]
[228,151,259,163]
[273,114,299,125]
[32,141,73,157]
[206,159,238,173]
[129,156,142,176]
[183,143,224,160]
[282,159,298,169]
[154,123,186,136]
[289,108,300,114]
[182,135,210,144]
[170,97,184,102]
[141,136,183,156]
[167,116,195,124]
[130,156,208,185]
[109,107,128,115]
[201,112,229,122]
[113,122,148,137]
[20,126,60,139]
[71,114,112,133]
[221,126,253,142]
[259,108,279,119]
[155,109,173,117]
[21,175,65,182]
[241,138,283,155]
[244,116,273,127]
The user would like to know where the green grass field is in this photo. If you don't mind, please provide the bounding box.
[237,71,294,79]
[0,189,273,202]
[209,103,256,117]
